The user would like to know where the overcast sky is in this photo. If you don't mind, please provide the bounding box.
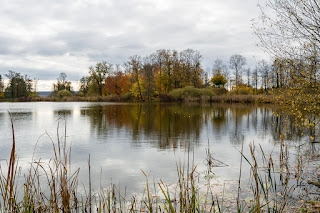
[0,0,267,91]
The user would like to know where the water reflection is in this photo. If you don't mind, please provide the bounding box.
[1,102,319,197]
[54,110,72,117]
[1,103,317,151]
[77,103,316,149]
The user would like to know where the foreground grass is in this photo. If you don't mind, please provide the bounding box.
[0,116,319,212]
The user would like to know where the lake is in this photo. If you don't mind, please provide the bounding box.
[0,102,316,202]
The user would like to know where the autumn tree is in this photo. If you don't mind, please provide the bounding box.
[211,74,227,88]
[142,56,156,100]
[212,58,229,88]
[254,0,320,57]
[0,75,3,98]
[0,74,4,92]
[162,50,174,93]
[151,49,204,95]
[254,0,320,91]
[172,50,182,88]
[230,54,246,87]
[88,61,112,96]
[154,49,166,96]
[180,49,203,88]
[253,0,320,139]
[104,70,131,96]
[84,49,204,99]
[128,55,144,101]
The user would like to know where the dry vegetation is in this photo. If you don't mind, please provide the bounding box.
[1,113,319,212]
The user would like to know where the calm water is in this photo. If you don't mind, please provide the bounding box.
[0,102,314,197]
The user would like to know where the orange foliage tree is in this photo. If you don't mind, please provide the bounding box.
[103,71,131,96]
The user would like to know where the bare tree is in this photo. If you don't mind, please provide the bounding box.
[255,0,320,52]
[180,49,202,87]
[33,78,38,93]
[212,58,227,75]
[230,54,246,86]
[142,56,155,101]
[252,67,259,92]
[253,0,320,80]
[245,68,251,86]
[258,60,270,92]
[53,72,73,93]
[202,69,210,87]
[155,49,166,96]
[128,55,143,101]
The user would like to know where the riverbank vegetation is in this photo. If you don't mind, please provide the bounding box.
[0,48,306,105]
[0,48,318,107]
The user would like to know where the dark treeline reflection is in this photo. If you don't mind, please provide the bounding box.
[271,108,320,143]
[54,110,72,117]
[79,103,317,149]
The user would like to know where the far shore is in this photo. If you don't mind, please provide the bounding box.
[0,94,274,104]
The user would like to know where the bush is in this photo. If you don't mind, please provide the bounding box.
[77,91,85,97]
[257,88,265,94]
[30,92,39,98]
[231,85,253,95]
[211,74,227,86]
[121,92,133,101]
[57,90,73,98]
[213,88,228,95]
[168,86,226,101]
[169,86,199,100]
[0,92,4,99]
[199,88,215,97]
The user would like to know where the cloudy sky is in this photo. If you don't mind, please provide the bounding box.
[0,0,267,91]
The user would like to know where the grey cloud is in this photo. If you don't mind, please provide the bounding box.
[0,0,266,88]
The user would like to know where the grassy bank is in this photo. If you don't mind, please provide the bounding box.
[0,116,319,212]
[27,94,273,103]
[0,92,275,105]
[0,86,276,103]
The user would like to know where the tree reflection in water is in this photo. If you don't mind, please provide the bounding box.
[80,103,319,149]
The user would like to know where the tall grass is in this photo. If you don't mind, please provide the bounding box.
[238,140,291,212]
[0,115,311,212]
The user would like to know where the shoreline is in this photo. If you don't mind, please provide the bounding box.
[0,94,274,104]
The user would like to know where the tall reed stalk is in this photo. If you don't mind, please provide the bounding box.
[0,115,305,212]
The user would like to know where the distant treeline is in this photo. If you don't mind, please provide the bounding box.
[0,48,319,101]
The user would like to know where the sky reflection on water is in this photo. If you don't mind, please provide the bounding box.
[0,102,313,196]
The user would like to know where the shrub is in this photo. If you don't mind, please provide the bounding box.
[213,88,228,95]
[168,86,201,100]
[57,90,73,98]
[169,86,228,100]
[30,92,39,98]
[211,74,227,86]
[199,88,215,97]
[77,91,85,97]
[121,92,133,101]
[0,92,4,99]
[231,85,253,95]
